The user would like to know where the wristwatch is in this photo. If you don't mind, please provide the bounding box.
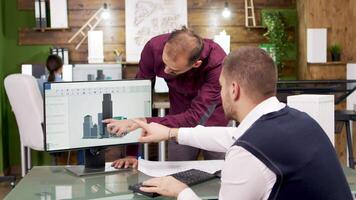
[168,128,178,141]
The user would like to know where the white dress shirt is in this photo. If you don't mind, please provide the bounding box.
[177,97,286,200]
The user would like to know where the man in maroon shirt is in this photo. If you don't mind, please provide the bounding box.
[104,27,229,168]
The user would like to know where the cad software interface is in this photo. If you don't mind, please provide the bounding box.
[44,80,151,151]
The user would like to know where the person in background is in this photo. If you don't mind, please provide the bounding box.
[131,47,352,200]
[37,54,63,96]
[104,26,229,168]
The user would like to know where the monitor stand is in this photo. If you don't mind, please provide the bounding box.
[65,148,128,176]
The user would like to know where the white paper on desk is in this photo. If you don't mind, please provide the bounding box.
[138,159,224,177]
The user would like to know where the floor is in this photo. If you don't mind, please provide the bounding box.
[0,181,15,199]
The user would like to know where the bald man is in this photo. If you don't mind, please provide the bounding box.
[104,27,229,168]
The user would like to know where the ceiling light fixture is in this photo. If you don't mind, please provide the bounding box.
[222,1,231,18]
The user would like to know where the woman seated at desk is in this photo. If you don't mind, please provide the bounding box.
[37,54,63,96]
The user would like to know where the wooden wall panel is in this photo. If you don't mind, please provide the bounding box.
[346,0,356,62]
[19,27,126,44]
[308,0,349,61]
[188,0,295,9]
[306,64,346,80]
[19,0,295,10]
[188,9,246,26]
[191,26,267,42]
[68,10,125,27]
[18,0,295,64]
[298,0,356,79]
[18,0,125,10]
[296,0,307,79]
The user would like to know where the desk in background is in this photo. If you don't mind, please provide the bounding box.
[277,80,356,104]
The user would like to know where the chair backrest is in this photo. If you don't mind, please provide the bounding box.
[4,74,44,150]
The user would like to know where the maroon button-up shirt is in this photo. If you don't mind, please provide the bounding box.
[127,33,229,156]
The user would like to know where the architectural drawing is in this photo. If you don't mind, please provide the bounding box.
[134,1,156,26]
[125,0,187,62]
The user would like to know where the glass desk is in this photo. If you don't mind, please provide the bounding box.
[6,166,356,199]
[344,167,356,195]
[4,166,220,200]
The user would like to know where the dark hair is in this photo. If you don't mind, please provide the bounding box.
[46,55,63,82]
[166,26,204,64]
[223,47,277,101]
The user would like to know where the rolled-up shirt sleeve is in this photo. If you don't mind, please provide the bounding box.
[147,65,224,128]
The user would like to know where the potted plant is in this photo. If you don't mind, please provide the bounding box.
[262,12,288,74]
[329,44,341,61]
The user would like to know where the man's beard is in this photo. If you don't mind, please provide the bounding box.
[223,100,234,120]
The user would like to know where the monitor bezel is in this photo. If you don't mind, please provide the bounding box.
[43,79,153,153]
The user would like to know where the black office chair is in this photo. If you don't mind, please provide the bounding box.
[335,110,356,169]
[0,175,16,188]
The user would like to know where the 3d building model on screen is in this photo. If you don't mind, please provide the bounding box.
[87,70,112,81]
[82,93,126,139]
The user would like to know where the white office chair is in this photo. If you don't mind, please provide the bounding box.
[4,74,44,177]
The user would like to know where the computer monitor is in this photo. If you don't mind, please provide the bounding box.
[21,64,46,78]
[72,64,122,81]
[21,64,73,81]
[44,80,151,175]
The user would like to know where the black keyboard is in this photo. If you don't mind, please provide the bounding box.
[129,169,219,198]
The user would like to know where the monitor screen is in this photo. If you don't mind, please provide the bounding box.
[73,64,122,81]
[44,80,151,152]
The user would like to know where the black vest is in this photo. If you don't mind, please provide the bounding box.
[234,106,352,200]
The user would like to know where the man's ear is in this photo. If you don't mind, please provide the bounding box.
[231,81,240,101]
[192,60,202,68]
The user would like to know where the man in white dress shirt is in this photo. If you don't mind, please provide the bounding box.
[130,47,352,200]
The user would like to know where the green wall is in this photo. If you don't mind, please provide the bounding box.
[0,0,5,173]
[0,0,52,174]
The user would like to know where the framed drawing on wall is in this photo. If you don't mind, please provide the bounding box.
[125,0,187,62]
